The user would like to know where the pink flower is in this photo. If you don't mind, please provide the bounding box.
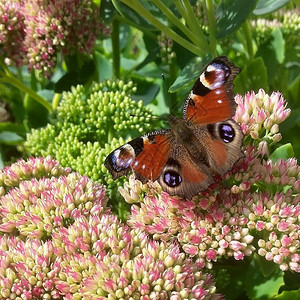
[0,0,26,66]
[0,0,110,76]
[0,157,108,240]
[121,90,299,273]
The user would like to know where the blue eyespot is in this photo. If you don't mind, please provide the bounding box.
[111,150,132,172]
[219,124,235,143]
[164,171,182,187]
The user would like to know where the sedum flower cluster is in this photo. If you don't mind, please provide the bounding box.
[120,89,300,273]
[0,0,26,67]
[0,157,221,299]
[0,0,108,76]
[251,8,299,45]
[25,80,156,200]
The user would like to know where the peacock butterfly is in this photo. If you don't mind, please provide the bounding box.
[105,56,244,199]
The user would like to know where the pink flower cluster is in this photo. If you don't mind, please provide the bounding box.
[0,159,107,239]
[0,0,26,66]
[0,157,221,299]
[121,90,300,273]
[234,89,291,146]
[0,0,109,76]
[0,155,71,192]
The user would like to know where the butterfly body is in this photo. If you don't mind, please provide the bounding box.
[105,56,244,199]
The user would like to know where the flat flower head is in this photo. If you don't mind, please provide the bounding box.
[0,0,26,66]
[0,157,108,239]
[21,0,107,76]
[234,90,290,146]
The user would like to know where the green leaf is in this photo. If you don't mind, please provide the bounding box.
[255,254,278,277]
[216,0,257,39]
[0,132,24,145]
[280,108,300,133]
[0,122,26,135]
[26,97,50,128]
[274,289,300,300]
[214,260,250,300]
[95,53,113,82]
[100,0,115,24]
[271,28,285,64]
[270,144,294,162]
[54,60,96,93]
[169,55,212,93]
[130,77,160,105]
[234,57,268,94]
[253,0,290,15]
[256,28,285,85]
[288,74,300,105]
[112,0,158,30]
[283,271,300,291]
[0,146,4,169]
[246,260,284,299]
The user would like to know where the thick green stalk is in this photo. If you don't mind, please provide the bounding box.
[120,0,204,56]
[0,70,52,112]
[152,0,208,52]
[205,0,217,57]
[242,20,254,61]
[112,17,121,78]
[177,0,208,49]
[168,59,178,115]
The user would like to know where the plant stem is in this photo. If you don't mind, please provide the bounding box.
[153,0,208,52]
[177,0,208,48]
[168,59,178,115]
[242,20,254,61]
[112,17,120,78]
[205,0,217,57]
[0,71,52,112]
[120,0,204,56]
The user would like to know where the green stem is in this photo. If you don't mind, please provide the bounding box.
[120,0,204,56]
[0,71,52,112]
[236,30,247,53]
[114,13,157,40]
[205,0,217,56]
[176,0,208,48]
[112,17,120,78]
[153,0,208,52]
[168,59,178,115]
[242,20,254,61]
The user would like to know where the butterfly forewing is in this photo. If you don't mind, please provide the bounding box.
[183,56,240,124]
[104,130,172,182]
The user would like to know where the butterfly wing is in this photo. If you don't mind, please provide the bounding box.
[105,56,244,199]
[182,56,240,124]
[105,130,172,182]
[157,145,215,199]
[197,119,244,175]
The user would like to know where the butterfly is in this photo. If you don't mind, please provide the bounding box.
[105,56,244,199]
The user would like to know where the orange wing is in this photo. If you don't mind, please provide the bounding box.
[182,56,240,124]
[104,130,172,182]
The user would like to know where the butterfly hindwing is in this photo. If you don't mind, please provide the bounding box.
[200,119,244,174]
[157,146,215,199]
